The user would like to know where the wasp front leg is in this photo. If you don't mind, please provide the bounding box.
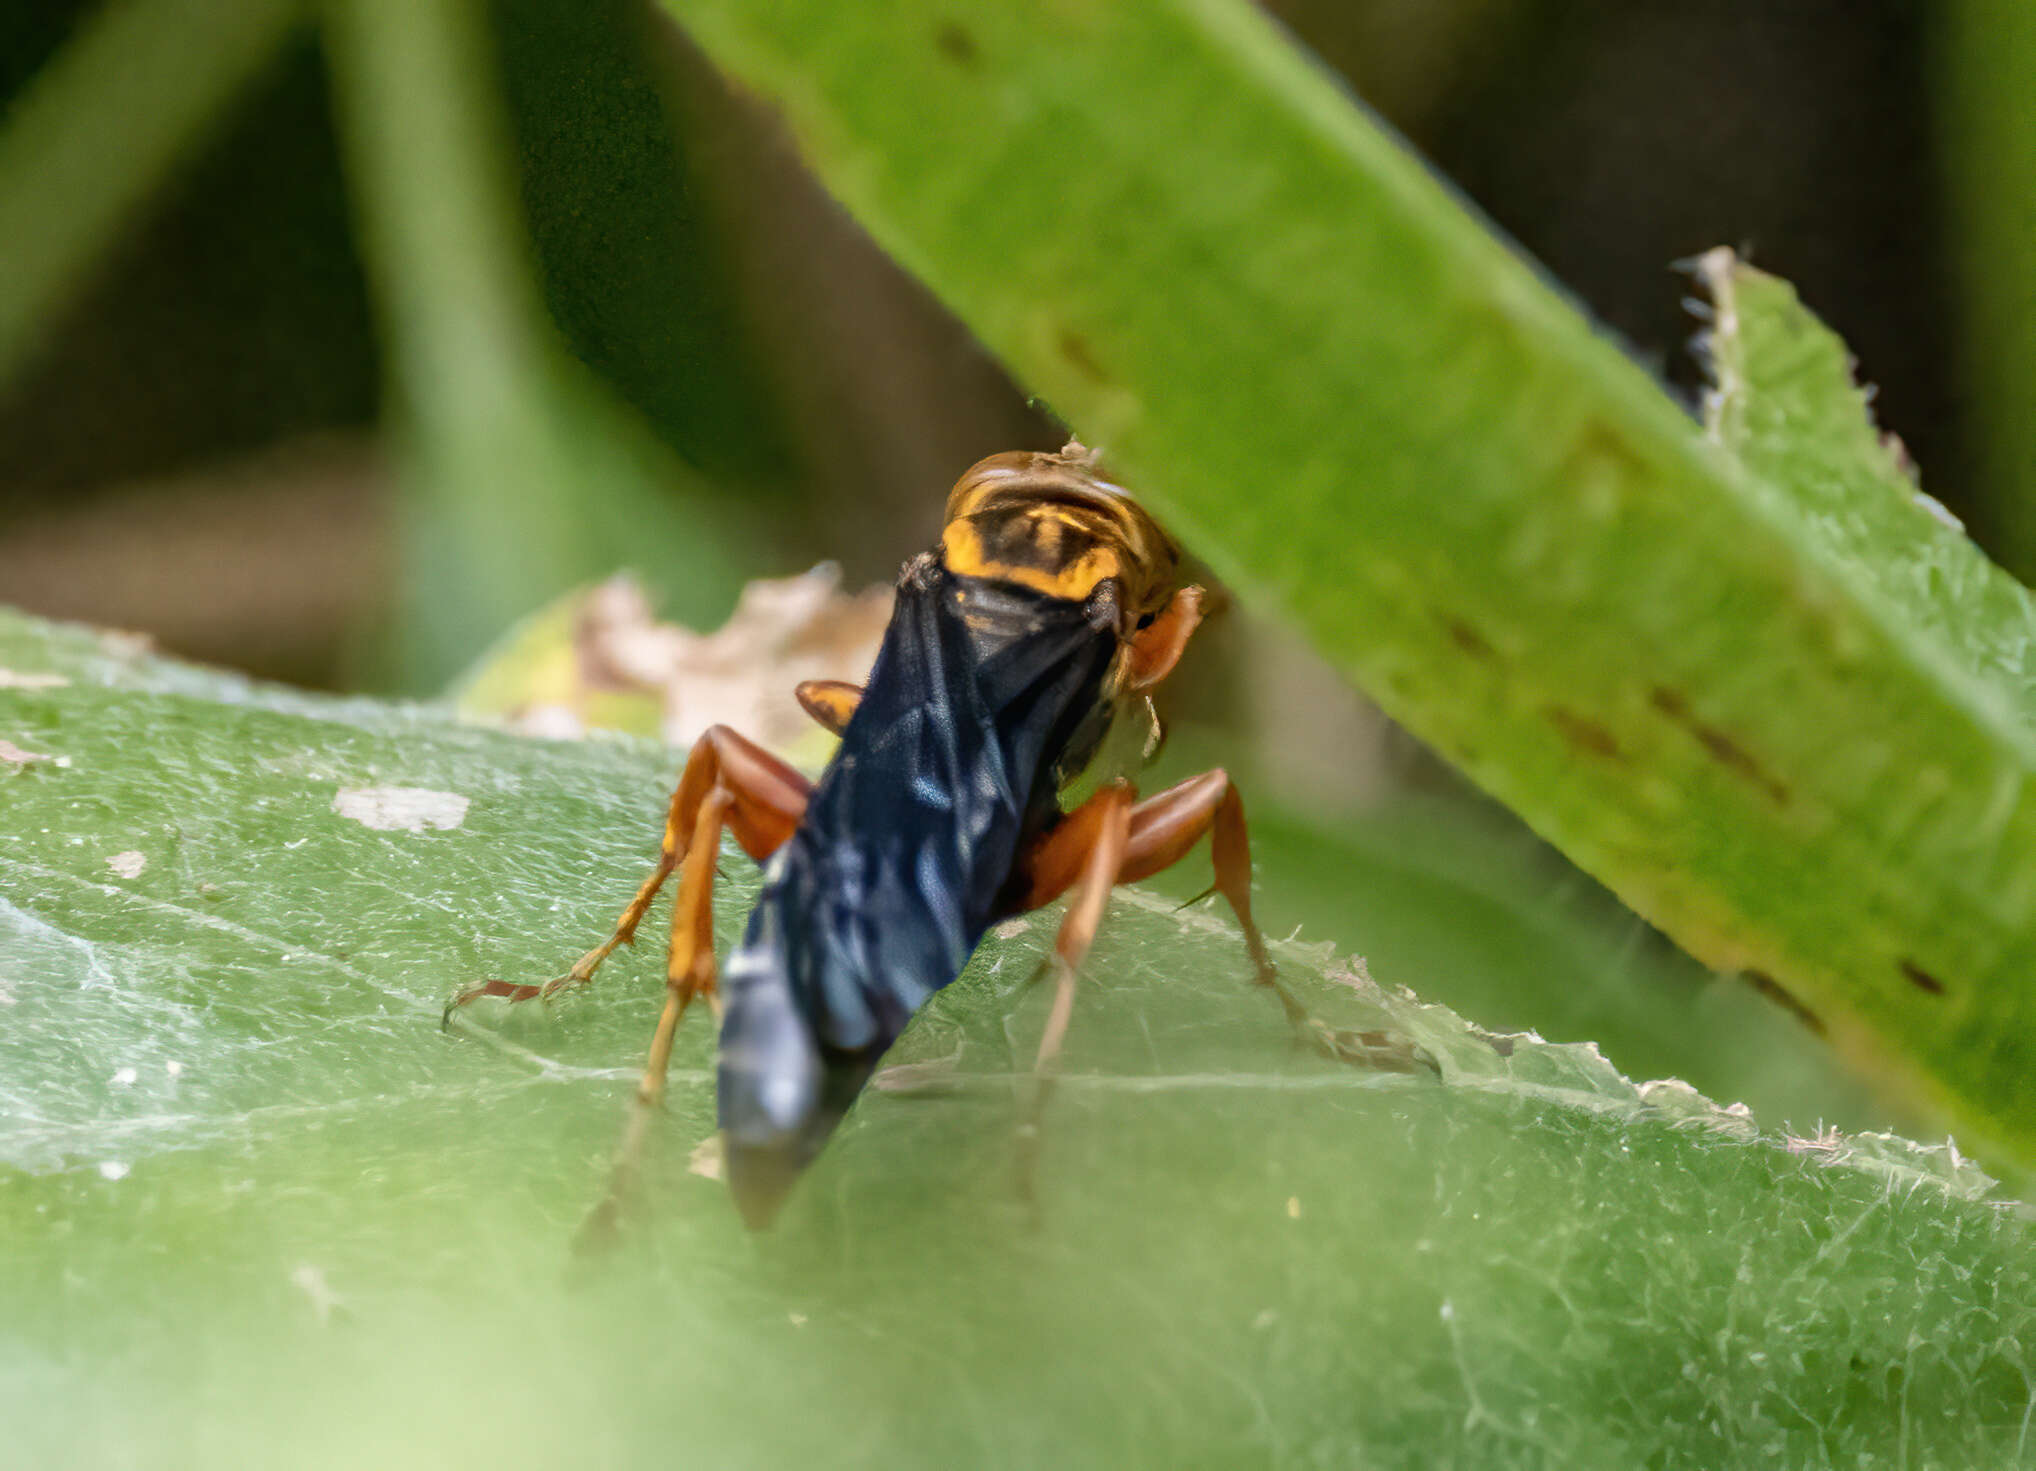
[1008,768,1436,1199]
[1008,781,1135,1205]
[1108,770,1438,1072]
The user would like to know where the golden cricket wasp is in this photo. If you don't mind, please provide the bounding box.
[451,444,1431,1233]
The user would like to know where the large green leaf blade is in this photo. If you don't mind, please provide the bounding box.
[658,0,2036,1169]
[2,609,2027,1467]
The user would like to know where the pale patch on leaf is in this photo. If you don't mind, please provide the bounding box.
[688,1135,725,1181]
[290,1264,347,1325]
[0,670,68,690]
[331,786,470,832]
[105,850,146,879]
[0,739,50,765]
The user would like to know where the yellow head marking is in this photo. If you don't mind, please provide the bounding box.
[939,444,1178,612]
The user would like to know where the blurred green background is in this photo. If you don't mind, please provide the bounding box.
[2,0,2029,1138]
[5,0,2016,686]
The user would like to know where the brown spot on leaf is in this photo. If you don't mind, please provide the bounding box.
[1546,706,1623,760]
[1899,959,1946,996]
[1057,329,1108,383]
[1552,420,1651,502]
[1649,687,1788,804]
[933,21,979,66]
[1742,970,1825,1035]
[1440,615,1495,661]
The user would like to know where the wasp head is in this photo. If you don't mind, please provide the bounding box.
[940,443,1181,626]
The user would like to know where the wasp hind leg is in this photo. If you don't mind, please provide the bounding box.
[444,724,807,1252]
[445,726,809,1017]
[567,727,813,1254]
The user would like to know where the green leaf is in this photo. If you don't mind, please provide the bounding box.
[3,606,2028,1466]
[655,0,2036,1172]
[0,0,304,390]
[1233,795,1892,1136]
[1937,0,2036,577]
[321,0,761,690]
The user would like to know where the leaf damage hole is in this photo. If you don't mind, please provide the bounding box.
[1899,959,1946,996]
[1648,687,1788,804]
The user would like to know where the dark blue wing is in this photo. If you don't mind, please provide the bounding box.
[715,558,1117,1223]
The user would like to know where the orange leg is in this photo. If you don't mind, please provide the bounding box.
[1014,781,1135,1203]
[447,725,809,1013]
[795,679,863,737]
[1121,584,1205,691]
[1029,783,1136,1080]
[441,724,810,1251]
[576,788,740,1254]
[1016,768,1438,1071]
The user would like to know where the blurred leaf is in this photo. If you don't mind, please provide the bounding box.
[658,0,2036,1173]
[0,0,304,390]
[1936,0,2036,579]
[1,603,2026,1467]
[322,0,761,691]
[446,580,665,740]
[448,564,889,765]
[492,0,795,487]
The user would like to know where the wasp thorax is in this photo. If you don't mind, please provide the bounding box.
[940,445,1180,614]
